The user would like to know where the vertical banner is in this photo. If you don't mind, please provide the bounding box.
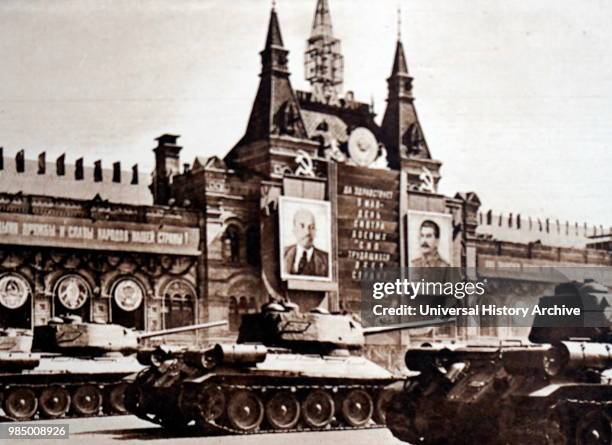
[336,164,401,311]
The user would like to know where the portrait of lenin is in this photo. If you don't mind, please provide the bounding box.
[279,197,331,281]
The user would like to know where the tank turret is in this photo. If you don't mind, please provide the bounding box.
[237,301,452,355]
[32,316,228,356]
[0,328,39,371]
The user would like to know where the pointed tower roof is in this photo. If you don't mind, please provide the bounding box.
[227,7,308,163]
[382,35,431,165]
[391,40,409,75]
[311,0,333,38]
[266,7,284,47]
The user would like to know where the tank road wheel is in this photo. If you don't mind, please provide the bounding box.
[72,385,103,416]
[123,384,144,414]
[302,389,335,429]
[227,390,264,432]
[373,389,393,425]
[107,384,128,414]
[265,391,300,430]
[341,389,374,427]
[194,385,226,424]
[575,410,612,445]
[39,387,71,418]
[3,387,38,420]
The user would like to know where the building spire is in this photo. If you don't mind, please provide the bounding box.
[311,0,333,38]
[397,3,402,41]
[391,39,409,75]
[382,13,431,165]
[229,6,307,153]
[305,0,344,105]
[265,5,284,48]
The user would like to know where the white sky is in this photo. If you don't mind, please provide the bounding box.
[1,0,611,226]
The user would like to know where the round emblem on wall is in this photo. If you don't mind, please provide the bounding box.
[0,274,30,309]
[56,275,90,310]
[113,279,144,312]
[348,127,379,167]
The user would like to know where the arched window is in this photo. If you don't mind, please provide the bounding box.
[111,277,145,330]
[0,273,32,329]
[228,296,261,332]
[54,274,91,321]
[222,224,241,263]
[162,280,196,329]
[226,277,265,333]
[248,297,257,314]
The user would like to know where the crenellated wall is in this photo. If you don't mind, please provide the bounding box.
[476,210,610,249]
[0,148,151,206]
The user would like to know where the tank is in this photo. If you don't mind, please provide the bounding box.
[0,317,226,421]
[385,279,612,445]
[124,301,446,434]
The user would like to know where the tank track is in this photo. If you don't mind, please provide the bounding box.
[145,381,390,436]
[0,380,129,422]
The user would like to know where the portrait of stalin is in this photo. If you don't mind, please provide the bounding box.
[411,219,450,268]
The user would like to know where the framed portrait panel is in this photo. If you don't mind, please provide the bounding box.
[407,210,453,268]
[279,196,332,282]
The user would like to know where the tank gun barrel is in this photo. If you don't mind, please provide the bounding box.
[137,320,228,340]
[363,318,455,336]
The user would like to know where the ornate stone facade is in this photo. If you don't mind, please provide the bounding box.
[1,1,609,356]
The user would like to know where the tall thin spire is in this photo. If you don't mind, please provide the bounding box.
[397,3,402,41]
[265,6,284,48]
[305,0,344,105]
[393,3,408,75]
[391,40,409,75]
[311,0,333,38]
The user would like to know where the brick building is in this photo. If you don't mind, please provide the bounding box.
[1,1,609,359]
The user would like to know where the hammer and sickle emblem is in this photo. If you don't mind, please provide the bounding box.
[294,150,315,177]
[418,167,435,193]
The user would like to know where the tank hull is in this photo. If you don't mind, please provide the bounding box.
[0,355,144,421]
[385,344,612,445]
[125,350,401,433]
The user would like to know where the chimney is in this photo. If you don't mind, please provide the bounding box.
[15,150,25,173]
[38,152,46,175]
[75,158,84,180]
[94,160,102,182]
[131,164,139,184]
[151,134,182,205]
[112,162,121,183]
[56,154,65,176]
